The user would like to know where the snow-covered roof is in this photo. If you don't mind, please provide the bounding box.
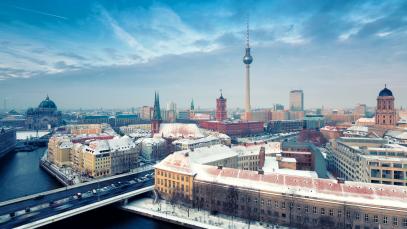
[155,123,204,139]
[346,125,368,132]
[87,136,137,154]
[174,144,238,165]
[356,117,375,123]
[281,157,296,163]
[262,156,316,178]
[385,130,407,140]
[194,164,407,209]
[128,132,151,138]
[59,141,73,149]
[172,135,219,145]
[108,135,136,151]
[320,126,338,131]
[154,152,196,176]
[89,140,110,153]
[136,137,166,145]
[232,142,281,156]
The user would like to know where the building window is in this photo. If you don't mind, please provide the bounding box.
[275,201,279,208]
[338,210,342,218]
[281,202,286,209]
[393,217,398,226]
[364,214,369,222]
[355,213,360,220]
[305,205,309,213]
[403,218,407,227]
[346,211,351,218]
[313,206,317,214]
[374,215,378,223]
[267,200,271,206]
[321,208,325,215]
[329,209,334,216]
[297,205,301,211]
[261,199,264,205]
[383,216,388,224]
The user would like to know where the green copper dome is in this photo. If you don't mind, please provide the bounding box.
[38,95,57,109]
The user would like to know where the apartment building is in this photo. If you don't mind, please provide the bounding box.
[328,137,407,186]
[47,136,73,167]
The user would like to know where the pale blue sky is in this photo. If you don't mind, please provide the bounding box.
[0,0,406,110]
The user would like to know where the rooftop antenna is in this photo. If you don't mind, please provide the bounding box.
[246,14,250,48]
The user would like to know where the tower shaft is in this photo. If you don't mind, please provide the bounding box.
[245,64,251,113]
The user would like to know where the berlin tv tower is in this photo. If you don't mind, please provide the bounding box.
[243,17,253,120]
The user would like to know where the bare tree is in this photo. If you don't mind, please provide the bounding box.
[224,186,239,225]
[319,215,336,229]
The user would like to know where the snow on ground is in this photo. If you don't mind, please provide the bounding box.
[16,131,50,140]
[123,198,289,229]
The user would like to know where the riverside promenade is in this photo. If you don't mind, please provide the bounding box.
[121,198,287,229]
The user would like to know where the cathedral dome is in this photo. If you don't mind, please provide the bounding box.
[38,95,57,109]
[378,86,393,97]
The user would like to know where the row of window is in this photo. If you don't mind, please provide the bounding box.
[156,178,190,193]
[156,170,190,182]
[196,195,407,227]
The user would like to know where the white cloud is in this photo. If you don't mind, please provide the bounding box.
[376,31,392,37]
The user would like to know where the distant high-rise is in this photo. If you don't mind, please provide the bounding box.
[216,91,227,121]
[289,90,304,111]
[151,92,162,134]
[243,18,253,120]
[354,104,367,117]
[166,101,177,122]
[375,85,396,126]
[140,106,153,120]
[166,101,177,112]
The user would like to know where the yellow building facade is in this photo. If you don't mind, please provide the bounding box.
[48,136,72,167]
[83,148,111,178]
[154,153,195,201]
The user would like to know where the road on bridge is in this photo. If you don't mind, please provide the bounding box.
[0,169,155,228]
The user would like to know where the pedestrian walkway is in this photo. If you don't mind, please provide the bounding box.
[122,198,288,229]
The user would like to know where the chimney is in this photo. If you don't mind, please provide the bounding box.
[217,165,223,170]
[337,177,345,184]
[258,169,264,175]
[276,153,282,161]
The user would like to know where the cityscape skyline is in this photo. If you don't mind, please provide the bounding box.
[0,0,407,109]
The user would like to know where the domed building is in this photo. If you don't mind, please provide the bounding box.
[375,85,397,127]
[26,95,62,130]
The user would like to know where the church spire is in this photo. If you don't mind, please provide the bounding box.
[190,99,195,111]
[153,91,162,120]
